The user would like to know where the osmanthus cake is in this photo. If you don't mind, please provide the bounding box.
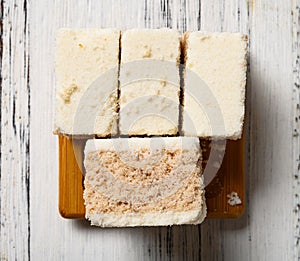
[54,28,248,226]
[55,29,120,136]
[119,29,181,136]
[182,32,247,139]
[83,137,206,227]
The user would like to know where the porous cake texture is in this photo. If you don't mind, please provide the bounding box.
[55,28,120,136]
[119,28,181,136]
[183,32,247,139]
[83,137,206,227]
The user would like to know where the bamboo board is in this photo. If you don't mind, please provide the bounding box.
[58,135,244,219]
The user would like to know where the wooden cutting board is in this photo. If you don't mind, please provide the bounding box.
[58,135,244,219]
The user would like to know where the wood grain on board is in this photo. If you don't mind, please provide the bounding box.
[58,135,244,220]
[59,137,85,218]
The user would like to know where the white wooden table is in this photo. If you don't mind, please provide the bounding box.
[1,0,299,260]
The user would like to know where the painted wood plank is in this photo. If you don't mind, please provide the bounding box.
[245,1,293,260]
[0,0,30,260]
[292,1,300,260]
[29,0,203,260]
[201,0,294,260]
[200,1,250,260]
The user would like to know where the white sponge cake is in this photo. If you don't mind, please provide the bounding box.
[119,29,181,136]
[55,29,120,136]
[182,32,247,139]
[83,137,206,227]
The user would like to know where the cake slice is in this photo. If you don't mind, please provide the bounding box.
[83,137,206,227]
[55,28,120,136]
[182,32,247,139]
[119,29,181,136]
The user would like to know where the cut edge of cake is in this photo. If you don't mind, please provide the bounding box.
[54,28,121,137]
[83,137,206,227]
[182,31,248,140]
[87,204,207,227]
[119,28,182,136]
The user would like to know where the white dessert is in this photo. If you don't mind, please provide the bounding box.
[183,32,247,139]
[55,28,120,136]
[119,29,181,136]
[83,137,206,227]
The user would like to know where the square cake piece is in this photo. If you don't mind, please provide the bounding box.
[55,28,120,136]
[83,137,206,227]
[119,29,181,135]
[182,32,247,139]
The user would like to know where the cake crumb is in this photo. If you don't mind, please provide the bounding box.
[160,80,167,87]
[227,192,242,206]
[143,48,152,58]
[52,128,60,135]
[60,83,78,103]
[188,63,194,69]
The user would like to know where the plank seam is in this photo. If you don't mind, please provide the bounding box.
[0,0,3,253]
[292,2,300,260]
[23,0,30,259]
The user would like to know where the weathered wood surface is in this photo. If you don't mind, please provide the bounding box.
[1,0,30,260]
[0,0,297,260]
